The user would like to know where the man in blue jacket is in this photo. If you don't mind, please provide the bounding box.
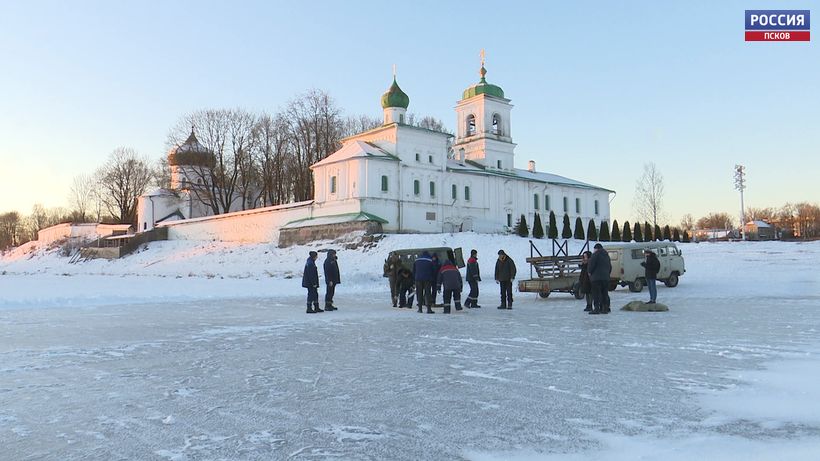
[414,251,435,314]
[302,251,323,314]
[323,249,340,311]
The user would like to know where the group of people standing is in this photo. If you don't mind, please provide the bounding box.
[578,243,661,314]
[384,249,518,314]
[300,250,340,314]
[303,244,660,315]
[579,243,612,314]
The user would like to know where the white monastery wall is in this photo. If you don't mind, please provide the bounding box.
[160,201,312,243]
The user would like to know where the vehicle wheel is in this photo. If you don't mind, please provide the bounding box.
[538,291,550,298]
[628,278,645,292]
[572,282,585,299]
[665,273,679,287]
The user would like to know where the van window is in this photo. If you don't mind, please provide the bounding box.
[631,249,644,259]
[658,248,667,256]
[668,247,678,255]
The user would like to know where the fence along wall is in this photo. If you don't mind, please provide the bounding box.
[158,201,313,243]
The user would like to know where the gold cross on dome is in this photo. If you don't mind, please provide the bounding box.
[480,49,485,66]
[392,64,396,79]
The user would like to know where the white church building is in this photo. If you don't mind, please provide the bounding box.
[138,62,613,242]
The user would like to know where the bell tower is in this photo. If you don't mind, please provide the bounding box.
[452,50,515,170]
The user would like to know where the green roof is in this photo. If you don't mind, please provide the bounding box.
[381,77,410,109]
[462,66,504,100]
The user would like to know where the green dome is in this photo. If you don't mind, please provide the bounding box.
[381,77,410,109]
[462,66,504,100]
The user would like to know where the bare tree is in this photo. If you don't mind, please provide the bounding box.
[679,213,694,232]
[68,174,96,222]
[696,212,734,230]
[254,112,294,207]
[24,205,69,241]
[29,203,51,234]
[633,162,665,227]
[96,147,153,224]
[342,114,382,138]
[285,90,344,202]
[745,206,776,222]
[0,211,23,249]
[794,202,820,238]
[152,157,171,190]
[166,109,258,215]
[413,115,452,134]
[228,109,260,211]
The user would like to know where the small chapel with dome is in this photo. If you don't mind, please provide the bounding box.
[138,59,612,242]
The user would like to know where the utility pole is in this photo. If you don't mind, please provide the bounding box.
[734,164,746,240]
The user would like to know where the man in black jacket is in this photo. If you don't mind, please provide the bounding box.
[579,250,593,311]
[323,249,340,311]
[641,250,661,304]
[494,250,517,309]
[587,243,612,315]
[302,251,323,314]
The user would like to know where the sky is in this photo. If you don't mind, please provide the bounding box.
[0,1,817,226]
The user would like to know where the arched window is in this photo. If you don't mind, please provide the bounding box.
[464,186,471,201]
[533,194,539,210]
[452,184,457,200]
[413,180,420,195]
[381,175,388,192]
[492,114,501,135]
[466,114,476,136]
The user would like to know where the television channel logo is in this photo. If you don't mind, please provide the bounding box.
[745,10,810,41]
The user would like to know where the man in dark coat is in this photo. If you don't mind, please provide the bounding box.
[437,258,463,313]
[641,250,661,304]
[587,243,612,315]
[579,250,593,311]
[397,267,415,308]
[323,249,340,311]
[494,250,517,309]
[413,251,435,314]
[384,252,402,307]
[465,249,482,308]
[302,251,323,314]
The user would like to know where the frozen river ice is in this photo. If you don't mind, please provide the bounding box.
[2,284,820,460]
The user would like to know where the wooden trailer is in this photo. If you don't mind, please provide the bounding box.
[517,239,588,299]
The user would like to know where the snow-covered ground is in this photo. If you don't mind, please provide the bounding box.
[1,235,819,460]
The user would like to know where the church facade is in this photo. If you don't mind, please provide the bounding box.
[138,62,613,240]
[308,64,613,234]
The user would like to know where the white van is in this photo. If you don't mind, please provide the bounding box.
[603,242,686,292]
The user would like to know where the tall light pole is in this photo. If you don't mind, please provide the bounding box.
[734,164,746,240]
